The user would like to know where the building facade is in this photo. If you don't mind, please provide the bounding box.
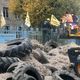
[0,0,24,30]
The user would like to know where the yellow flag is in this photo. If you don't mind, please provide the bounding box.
[50,15,60,27]
[25,12,31,27]
[0,10,6,27]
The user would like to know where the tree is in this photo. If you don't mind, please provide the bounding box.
[8,0,80,27]
[8,0,53,26]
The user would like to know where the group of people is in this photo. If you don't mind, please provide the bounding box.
[61,12,78,27]
[61,12,80,34]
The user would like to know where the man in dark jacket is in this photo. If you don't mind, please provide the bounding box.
[42,19,52,43]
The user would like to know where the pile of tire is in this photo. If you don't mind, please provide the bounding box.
[0,38,43,80]
[53,70,80,80]
[0,39,80,80]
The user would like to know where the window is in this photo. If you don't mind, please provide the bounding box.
[18,26,22,31]
[3,7,9,17]
[4,26,10,33]
[5,26,10,30]
[15,14,20,20]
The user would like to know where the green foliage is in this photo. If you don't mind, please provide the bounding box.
[8,0,80,27]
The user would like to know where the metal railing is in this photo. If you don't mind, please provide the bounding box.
[0,28,59,43]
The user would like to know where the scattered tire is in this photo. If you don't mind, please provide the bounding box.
[3,48,12,57]
[6,75,36,80]
[22,39,32,54]
[7,38,32,57]
[4,45,19,57]
[6,38,25,57]
[0,38,32,57]
[44,64,57,73]
[20,74,36,80]
[0,57,20,73]
[0,51,5,57]
[45,40,58,49]
[6,38,24,46]
[0,45,18,57]
[68,48,80,77]
[12,62,43,80]
[75,55,80,77]
[10,46,18,57]
[17,44,26,57]
[33,49,49,64]
[7,62,19,72]
[68,47,80,63]
[53,70,79,80]
[74,55,80,77]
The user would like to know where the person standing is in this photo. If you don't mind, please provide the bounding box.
[42,18,51,43]
[72,14,78,24]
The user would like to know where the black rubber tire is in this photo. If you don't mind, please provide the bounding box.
[13,38,32,57]
[75,55,80,77]
[22,42,32,54]
[6,77,12,80]
[18,44,25,53]
[0,45,18,57]
[7,62,19,72]
[0,57,20,73]
[4,45,18,57]
[22,74,37,80]
[6,38,24,57]
[33,49,49,64]
[26,75,36,80]
[12,73,36,80]
[0,38,32,57]
[53,70,79,80]
[68,47,80,63]
[8,62,40,80]
[8,41,24,57]
[23,38,32,53]
[17,43,26,57]
[12,62,43,80]
[43,64,57,73]
[10,46,18,57]
[6,38,24,46]
[45,40,58,49]
[3,48,11,57]
[0,51,5,57]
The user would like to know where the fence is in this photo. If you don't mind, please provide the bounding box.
[0,28,60,43]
